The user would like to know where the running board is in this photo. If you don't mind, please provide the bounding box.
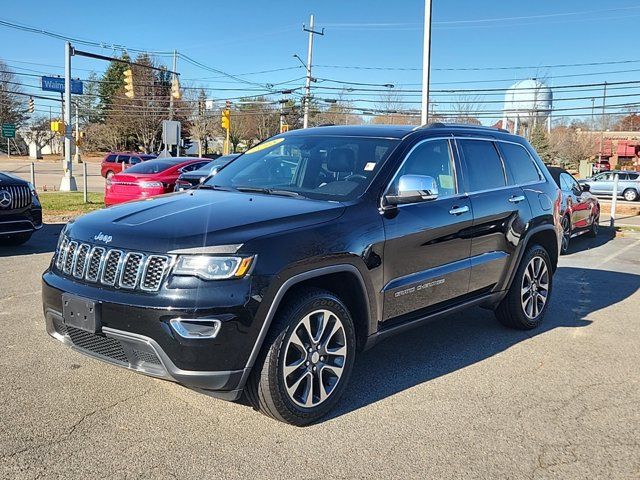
[363,291,504,350]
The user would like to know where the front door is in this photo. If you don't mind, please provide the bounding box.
[381,137,473,322]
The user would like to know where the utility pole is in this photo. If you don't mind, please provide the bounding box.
[598,82,607,161]
[169,49,177,121]
[74,102,81,163]
[302,15,324,128]
[421,0,433,125]
[60,41,77,192]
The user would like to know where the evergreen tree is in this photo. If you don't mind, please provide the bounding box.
[529,125,553,164]
[98,53,131,116]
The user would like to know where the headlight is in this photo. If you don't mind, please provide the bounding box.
[173,255,254,280]
[140,181,163,189]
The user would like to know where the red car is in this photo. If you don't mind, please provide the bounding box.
[100,152,157,179]
[105,157,210,206]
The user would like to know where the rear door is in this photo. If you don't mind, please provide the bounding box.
[457,138,533,294]
[381,136,473,322]
[116,155,131,173]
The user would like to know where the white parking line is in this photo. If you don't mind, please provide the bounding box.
[594,239,640,268]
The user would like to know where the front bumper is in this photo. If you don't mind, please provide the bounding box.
[42,272,263,400]
[0,207,42,236]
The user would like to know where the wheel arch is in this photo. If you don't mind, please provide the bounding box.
[239,264,373,389]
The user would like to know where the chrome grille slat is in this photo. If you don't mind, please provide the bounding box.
[119,252,145,289]
[86,247,105,282]
[54,236,172,292]
[73,244,91,278]
[0,185,31,209]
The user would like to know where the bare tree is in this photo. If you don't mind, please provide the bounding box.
[21,117,56,151]
[448,95,483,125]
[549,125,596,169]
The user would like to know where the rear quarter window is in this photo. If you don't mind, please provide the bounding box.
[458,139,506,192]
[498,142,541,185]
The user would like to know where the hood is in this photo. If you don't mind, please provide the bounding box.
[66,189,345,252]
[0,172,28,185]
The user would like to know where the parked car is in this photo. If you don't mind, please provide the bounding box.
[0,172,42,245]
[104,157,210,206]
[592,159,611,174]
[578,170,640,201]
[547,167,599,254]
[100,152,157,179]
[43,124,561,425]
[174,154,239,191]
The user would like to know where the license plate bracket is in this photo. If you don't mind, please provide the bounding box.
[62,294,101,333]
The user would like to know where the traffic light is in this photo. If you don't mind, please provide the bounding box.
[123,68,134,98]
[50,121,64,133]
[198,99,205,116]
[221,109,230,130]
[171,78,181,100]
[28,97,35,114]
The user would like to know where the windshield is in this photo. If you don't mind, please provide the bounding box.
[205,135,399,201]
[125,159,182,174]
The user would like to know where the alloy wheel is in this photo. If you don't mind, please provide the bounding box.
[561,216,571,253]
[283,309,347,408]
[624,189,637,202]
[521,256,550,319]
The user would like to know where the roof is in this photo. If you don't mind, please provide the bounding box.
[281,123,510,140]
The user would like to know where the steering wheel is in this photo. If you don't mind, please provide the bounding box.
[344,174,367,183]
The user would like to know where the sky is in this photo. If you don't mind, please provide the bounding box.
[2,0,640,124]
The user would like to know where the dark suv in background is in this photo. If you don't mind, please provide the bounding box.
[1,172,42,245]
[43,124,561,425]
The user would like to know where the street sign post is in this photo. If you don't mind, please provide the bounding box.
[41,76,83,95]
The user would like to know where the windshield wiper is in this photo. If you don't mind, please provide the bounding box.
[235,186,305,198]
[197,184,235,192]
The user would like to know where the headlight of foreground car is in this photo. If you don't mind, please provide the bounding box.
[173,255,254,280]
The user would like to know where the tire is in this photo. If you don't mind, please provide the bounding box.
[560,214,571,255]
[245,287,356,426]
[0,232,32,246]
[587,213,599,238]
[495,244,553,330]
[623,188,638,202]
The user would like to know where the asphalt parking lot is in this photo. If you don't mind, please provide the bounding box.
[1,226,639,479]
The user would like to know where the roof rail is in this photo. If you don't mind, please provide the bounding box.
[418,122,509,134]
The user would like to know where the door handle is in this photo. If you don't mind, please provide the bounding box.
[449,205,469,215]
[508,195,525,203]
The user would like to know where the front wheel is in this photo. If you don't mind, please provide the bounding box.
[245,288,356,426]
[623,188,638,202]
[495,245,553,330]
[587,213,599,238]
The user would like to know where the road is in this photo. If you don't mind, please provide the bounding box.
[0,159,105,193]
[1,227,639,479]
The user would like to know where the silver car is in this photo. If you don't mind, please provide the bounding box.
[578,171,640,201]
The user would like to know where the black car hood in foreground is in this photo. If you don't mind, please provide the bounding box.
[65,190,345,252]
[0,172,28,185]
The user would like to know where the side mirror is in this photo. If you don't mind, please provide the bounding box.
[582,184,591,193]
[209,165,221,176]
[385,174,439,205]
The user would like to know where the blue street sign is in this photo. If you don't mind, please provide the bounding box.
[41,76,83,95]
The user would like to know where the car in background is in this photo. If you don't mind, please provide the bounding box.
[105,157,210,206]
[0,172,42,245]
[174,154,239,191]
[101,152,157,179]
[592,159,611,174]
[578,170,640,202]
[547,167,599,254]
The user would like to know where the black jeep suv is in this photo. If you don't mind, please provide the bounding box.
[0,172,42,245]
[43,124,561,425]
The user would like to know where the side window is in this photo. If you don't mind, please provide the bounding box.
[117,155,130,164]
[106,154,117,163]
[498,142,541,185]
[458,139,506,192]
[389,139,457,197]
[617,173,629,181]
[628,173,639,180]
[129,157,142,165]
[181,162,209,173]
[559,173,572,191]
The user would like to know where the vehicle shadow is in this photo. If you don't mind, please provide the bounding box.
[564,227,615,255]
[326,266,639,422]
[0,223,64,257]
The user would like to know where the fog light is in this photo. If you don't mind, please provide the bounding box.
[170,318,221,339]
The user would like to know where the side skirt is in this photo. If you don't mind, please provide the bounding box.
[363,291,505,351]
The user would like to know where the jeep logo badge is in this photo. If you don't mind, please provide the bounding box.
[0,190,12,209]
[94,232,113,244]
